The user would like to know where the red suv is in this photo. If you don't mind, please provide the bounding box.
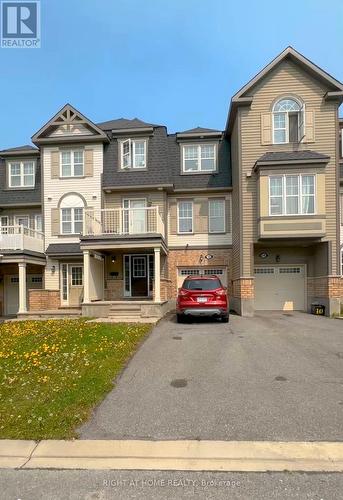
[176,275,229,323]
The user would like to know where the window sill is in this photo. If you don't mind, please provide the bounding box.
[181,171,218,176]
[59,176,86,179]
[4,186,35,190]
[118,167,147,172]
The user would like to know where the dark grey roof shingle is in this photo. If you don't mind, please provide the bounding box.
[257,150,330,162]
[102,126,171,188]
[177,126,222,135]
[0,144,38,154]
[97,118,160,131]
[168,134,231,190]
[46,243,81,255]
[0,157,41,206]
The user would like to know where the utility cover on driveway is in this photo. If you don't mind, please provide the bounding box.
[80,312,343,442]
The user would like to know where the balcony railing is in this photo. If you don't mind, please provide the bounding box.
[83,207,165,237]
[0,226,44,253]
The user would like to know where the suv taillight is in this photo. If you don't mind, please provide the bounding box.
[216,289,227,297]
[178,288,189,297]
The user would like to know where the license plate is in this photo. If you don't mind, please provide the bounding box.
[197,297,207,303]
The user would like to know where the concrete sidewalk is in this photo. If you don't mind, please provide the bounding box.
[2,439,343,472]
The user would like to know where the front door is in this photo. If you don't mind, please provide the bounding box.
[131,256,148,297]
[60,264,84,306]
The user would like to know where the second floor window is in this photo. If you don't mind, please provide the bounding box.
[183,144,216,173]
[273,98,304,144]
[269,174,315,216]
[209,199,225,233]
[9,161,35,187]
[120,139,147,169]
[178,201,193,233]
[61,150,84,177]
[61,207,83,234]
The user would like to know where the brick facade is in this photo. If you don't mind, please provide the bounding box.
[232,278,254,299]
[307,276,343,299]
[167,248,232,297]
[104,279,124,300]
[29,290,60,311]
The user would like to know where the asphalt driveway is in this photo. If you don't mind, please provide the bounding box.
[80,312,343,441]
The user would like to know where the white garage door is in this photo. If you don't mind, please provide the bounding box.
[5,275,43,316]
[177,267,228,289]
[254,266,306,311]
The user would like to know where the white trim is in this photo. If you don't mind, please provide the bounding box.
[272,96,303,144]
[119,138,147,169]
[208,198,226,234]
[15,215,29,228]
[177,200,194,234]
[8,160,35,188]
[122,254,151,298]
[181,143,217,173]
[60,207,84,234]
[268,174,316,216]
[60,149,84,178]
[70,265,83,287]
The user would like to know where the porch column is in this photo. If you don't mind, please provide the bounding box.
[83,250,90,303]
[18,262,27,313]
[154,247,161,303]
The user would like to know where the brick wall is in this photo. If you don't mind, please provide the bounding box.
[307,276,343,299]
[232,278,254,299]
[105,280,124,300]
[29,290,60,311]
[167,248,232,297]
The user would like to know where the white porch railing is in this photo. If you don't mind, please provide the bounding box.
[83,207,165,237]
[0,226,44,253]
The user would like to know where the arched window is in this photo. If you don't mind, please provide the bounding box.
[59,193,84,234]
[273,97,303,144]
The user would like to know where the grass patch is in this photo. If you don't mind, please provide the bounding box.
[0,319,151,439]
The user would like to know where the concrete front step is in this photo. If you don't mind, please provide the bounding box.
[16,309,82,320]
[109,304,142,311]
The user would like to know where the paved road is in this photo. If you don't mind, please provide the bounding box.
[2,469,343,499]
[80,312,343,441]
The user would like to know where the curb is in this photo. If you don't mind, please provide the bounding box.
[2,440,343,471]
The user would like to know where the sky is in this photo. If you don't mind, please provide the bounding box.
[0,0,342,148]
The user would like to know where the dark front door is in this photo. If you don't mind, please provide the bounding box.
[131,256,148,297]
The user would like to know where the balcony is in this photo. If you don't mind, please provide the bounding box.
[0,226,44,254]
[83,207,165,238]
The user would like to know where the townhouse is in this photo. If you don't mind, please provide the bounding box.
[0,46,342,319]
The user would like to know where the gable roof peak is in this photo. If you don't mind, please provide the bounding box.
[32,103,109,144]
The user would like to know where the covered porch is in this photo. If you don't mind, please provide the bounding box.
[0,253,46,317]
[80,236,172,319]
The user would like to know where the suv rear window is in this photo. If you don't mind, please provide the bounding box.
[182,278,222,291]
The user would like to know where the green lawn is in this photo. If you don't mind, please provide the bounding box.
[0,319,151,439]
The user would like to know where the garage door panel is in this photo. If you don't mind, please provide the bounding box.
[254,266,305,311]
[177,267,227,289]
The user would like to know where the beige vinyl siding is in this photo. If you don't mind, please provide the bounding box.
[238,59,339,275]
[168,193,232,247]
[43,143,103,248]
[0,208,42,227]
[44,257,60,290]
[230,115,242,280]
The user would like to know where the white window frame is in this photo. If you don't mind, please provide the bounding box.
[120,139,147,169]
[0,216,8,234]
[34,214,43,232]
[177,200,193,234]
[272,97,304,145]
[70,266,83,287]
[60,150,84,177]
[208,199,226,233]
[8,160,35,188]
[60,207,83,234]
[268,174,316,216]
[182,143,217,173]
[16,215,29,228]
